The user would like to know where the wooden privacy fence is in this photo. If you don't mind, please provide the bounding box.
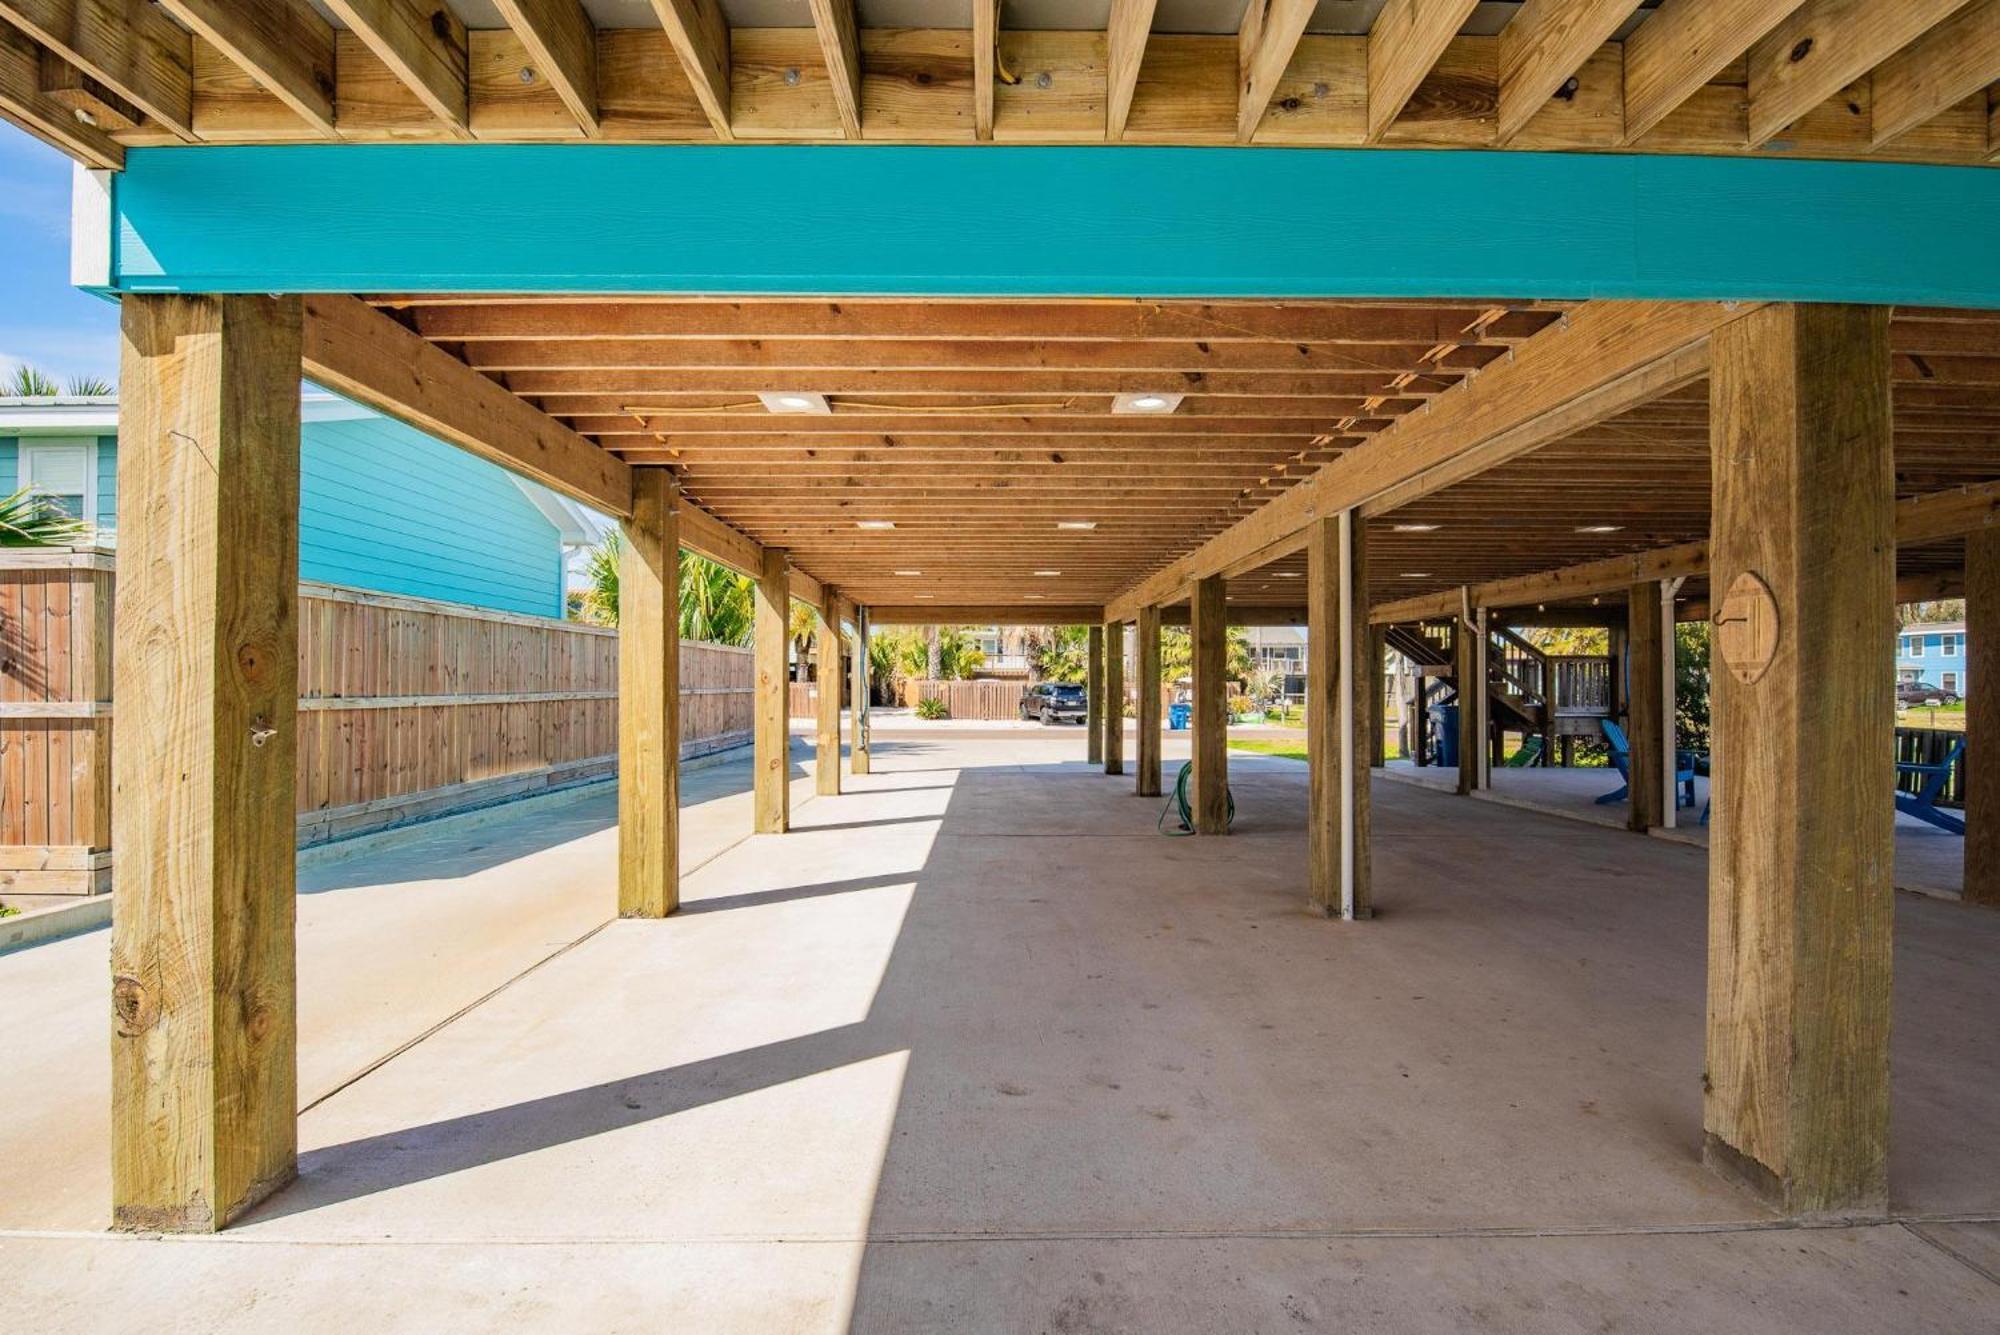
[1,548,753,896]
[898,678,1027,720]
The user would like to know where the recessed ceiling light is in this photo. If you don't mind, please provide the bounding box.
[893,569,922,576]
[1575,524,1623,533]
[1399,572,1432,578]
[856,520,896,530]
[1056,520,1098,531]
[1026,593,1046,599]
[1276,571,1301,578]
[917,592,934,599]
[1034,569,1062,576]
[758,391,831,415]
[1113,392,1184,414]
[1392,522,1441,533]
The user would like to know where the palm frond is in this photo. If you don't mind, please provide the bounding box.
[0,487,88,547]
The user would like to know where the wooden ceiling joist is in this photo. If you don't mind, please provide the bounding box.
[0,0,193,138]
[1497,0,1644,145]
[155,0,336,137]
[1237,0,1316,142]
[1366,0,1481,143]
[647,0,730,139]
[0,20,120,166]
[321,0,470,134]
[1621,0,1809,143]
[490,0,598,134]
[1868,0,2000,148]
[1745,0,1978,148]
[1105,0,1158,140]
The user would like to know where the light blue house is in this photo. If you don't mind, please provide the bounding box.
[1897,623,1969,700]
[0,388,601,618]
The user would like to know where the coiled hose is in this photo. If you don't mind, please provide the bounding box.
[1159,760,1234,836]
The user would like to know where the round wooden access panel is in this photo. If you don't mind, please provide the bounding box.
[1713,570,1780,685]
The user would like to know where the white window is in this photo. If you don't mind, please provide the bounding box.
[18,442,94,528]
[1943,635,1959,657]
[1943,672,1959,693]
[1900,635,1913,655]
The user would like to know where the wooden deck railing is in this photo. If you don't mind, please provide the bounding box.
[1896,726,1967,809]
[1,548,753,896]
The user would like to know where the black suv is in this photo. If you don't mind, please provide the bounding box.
[1897,678,1960,707]
[1020,682,1088,725]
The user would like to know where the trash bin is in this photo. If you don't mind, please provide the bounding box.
[1168,702,1192,731]
[1429,703,1459,768]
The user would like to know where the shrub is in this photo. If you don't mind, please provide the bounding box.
[915,696,950,720]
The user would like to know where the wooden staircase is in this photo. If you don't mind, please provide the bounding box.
[1387,621,1615,765]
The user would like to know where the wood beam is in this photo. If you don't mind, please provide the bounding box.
[619,467,679,918]
[815,588,842,796]
[869,604,1104,625]
[1455,606,1479,794]
[1498,0,1642,145]
[157,0,335,137]
[1237,0,1315,142]
[1626,579,1667,831]
[807,0,861,139]
[110,293,301,1232]
[972,0,995,140]
[1087,623,1105,767]
[1868,0,2000,146]
[300,295,631,517]
[1367,0,1480,142]
[0,22,120,166]
[851,604,871,775]
[1105,300,1745,623]
[1705,302,1893,1215]
[1104,618,1126,775]
[491,0,599,135]
[1307,511,1370,918]
[1744,0,1976,148]
[1967,530,1999,907]
[322,0,470,133]
[1105,0,1157,140]
[1189,575,1229,834]
[647,0,730,139]
[1136,603,1162,797]
[1622,0,1808,143]
[0,0,193,137]
[753,546,790,834]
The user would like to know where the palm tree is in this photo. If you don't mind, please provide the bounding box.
[66,375,113,396]
[0,487,88,547]
[4,365,59,396]
[678,553,753,647]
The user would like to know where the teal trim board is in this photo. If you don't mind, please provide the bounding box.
[108,145,2000,306]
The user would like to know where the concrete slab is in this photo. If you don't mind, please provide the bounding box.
[2,729,1996,1331]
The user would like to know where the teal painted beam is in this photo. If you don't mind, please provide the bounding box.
[106,145,2000,306]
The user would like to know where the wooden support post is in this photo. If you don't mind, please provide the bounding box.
[1367,624,1387,768]
[753,547,790,833]
[1455,611,1478,795]
[1706,303,1894,1216]
[1190,575,1230,834]
[1475,607,1491,788]
[1414,668,1430,767]
[1135,604,1162,797]
[1627,579,1667,833]
[1970,532,2000,906]
[1086,623,1105,766]
[1104,620,1126,775]
[814,590,842,797]
[618,468,680,918]
[110,294,302,1232]
[852,604,871,776]
[1307,513,1371,917]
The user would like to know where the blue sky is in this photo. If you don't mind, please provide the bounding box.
[0,127,120,388]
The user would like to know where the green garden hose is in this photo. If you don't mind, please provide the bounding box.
[1159,760,1234,836]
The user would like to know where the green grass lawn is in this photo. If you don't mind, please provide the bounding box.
[1898,705,1966,732]
[1228,736,1406,763]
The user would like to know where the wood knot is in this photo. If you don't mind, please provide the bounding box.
[1789,37,1813,63]
[237,640,269,684]
[112,975,153,1035]
[431,9,453,41]
[245,1000,276,1043]
[1554,77,1579,103]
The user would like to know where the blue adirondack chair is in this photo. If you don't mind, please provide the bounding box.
[1596,718,1697,809]
[1896,738,1967,834]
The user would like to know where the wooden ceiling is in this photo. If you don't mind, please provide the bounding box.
[4,1,1998,170]
[376,294,1568,607]
[349,294,2000,615]
[1223,305,2000,613]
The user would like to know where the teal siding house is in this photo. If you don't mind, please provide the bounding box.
[0,388,598,618]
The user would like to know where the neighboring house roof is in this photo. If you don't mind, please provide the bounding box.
[1900,622,1966,637]
[0,389,607,546]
